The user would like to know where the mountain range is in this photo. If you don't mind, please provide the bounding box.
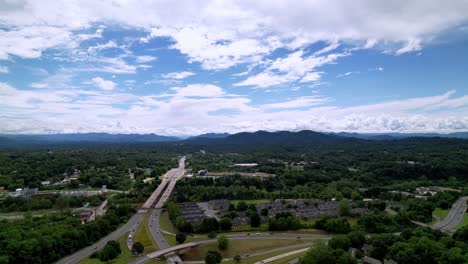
[0,130,467,147]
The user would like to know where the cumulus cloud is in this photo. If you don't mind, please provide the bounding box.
[1,81,467,135]
[0,66,9,73]
[234,50,346,87]
[91,77,116,91]
[169,84,226,98]
[2,0,467,64]
[162,71,195,79]
[30,83,49,89]
[135,55,157,63]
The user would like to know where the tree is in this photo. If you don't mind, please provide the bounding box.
[453,225,468,242]
[338,199,351,216]
[300,244,356,264]
[208,231,218,239]
[236,201,248,211]
[328,235,351,251]
[250,212,261,227]
[233,255,241,263]
[197,217,219,233]
[205,250,222,264]
[218,235,229,250]
[176,233,187,244]
[99,240,121,261]
[438,247,468,264]
[220,217,232,231]
[131,242,144,255]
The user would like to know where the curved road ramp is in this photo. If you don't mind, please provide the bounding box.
[434,196,468,232]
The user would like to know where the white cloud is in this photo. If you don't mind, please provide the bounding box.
[91,77,116,91]
[0,66,9,73]
[234,50,347,87]
[162,71,195,79]
[337,71,359,78]
[261,96,329,109]
[1,0,467,64]
[169,84,226,97]
[87,40,118,54]
[30,83,49,89]
[1,80,467,135]
[135,55,157,63]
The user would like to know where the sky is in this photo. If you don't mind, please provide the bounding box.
[1,0,468,136]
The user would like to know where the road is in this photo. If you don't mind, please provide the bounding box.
[55,212,144,264]
[55,156,186,264]
[129,234,330,264]
[147,156,186,264]
[253,247,310,264]
[434,196,468,231]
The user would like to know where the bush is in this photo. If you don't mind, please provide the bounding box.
[131,241,144,255]
[205,250,222,264]
[176,233,187,244]
[250,212,261,227]
[99,240,121,261]
[220,217,232,231]
[208,231,218,238]
[218,235,229,250]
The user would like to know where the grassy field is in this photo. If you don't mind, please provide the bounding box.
[79,232,137,264]
[433,208,449,221]
[267,251,309,264]
[231,199,271,205]
[159,211,177,233]
[181,239,307,261]
[231,223,268,232]
[134,213,159,253]
[221,246,310,264]
[454,213,468,230]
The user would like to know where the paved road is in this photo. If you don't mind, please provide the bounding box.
[147,156,186,264]
[130,234,329,264]
[55,157,186,264]
[434,196,468,231]
[253,247,310,264]
[56,212,144,264]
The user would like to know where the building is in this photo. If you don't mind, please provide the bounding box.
[208,199,231,214]
[197,170,207,176]
[40,181,51,186]
[79,211,94,223]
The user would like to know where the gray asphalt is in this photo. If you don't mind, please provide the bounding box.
[434,196,468,231]
[55,157,186,264]
[55,212,144,264]
[129,234,330,264]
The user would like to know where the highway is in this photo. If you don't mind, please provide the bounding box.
[56,212,144,264]
[147,156,186,264]
[55,156,186,264]
[129,234,330,264]
[434,196,468,231]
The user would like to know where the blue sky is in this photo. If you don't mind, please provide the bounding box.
[1,0,468,135]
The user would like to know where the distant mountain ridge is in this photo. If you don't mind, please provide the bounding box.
[0,133,179,143]
[332,132,468,140]
[0,131,467,147]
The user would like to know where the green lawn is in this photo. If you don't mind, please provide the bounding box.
[231,223,268,232]
[181,239,307,261]
[454,213,468,230]
[231,199,271,205]
[79,232,138,264]
[163,232,177,246]
[267,251,309,264]
[134,213,159,253]
[432,208,449,222]
[159,211,177,233]
[222,247,309,264]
